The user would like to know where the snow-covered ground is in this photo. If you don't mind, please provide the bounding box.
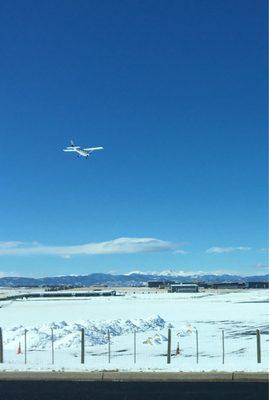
[0,289,268,372]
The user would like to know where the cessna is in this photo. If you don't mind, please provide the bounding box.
[63,140,104,158]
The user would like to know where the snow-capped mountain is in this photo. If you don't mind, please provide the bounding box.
[0,272,268,287]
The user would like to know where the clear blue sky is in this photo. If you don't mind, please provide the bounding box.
[0,0,267,277]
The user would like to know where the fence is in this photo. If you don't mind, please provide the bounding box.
[0,326,264,367]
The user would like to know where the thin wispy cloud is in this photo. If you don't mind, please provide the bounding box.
[259,248,268,253]
[206,246,251,254]
[255,263,269,270]
[0,237,179,257]
[0,241,24,249]
[173,249,189,254]
[124,269,242,276]
[0,241,39,249]
[0,271,20,278]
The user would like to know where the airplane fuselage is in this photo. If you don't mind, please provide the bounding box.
[63,142,103,158]
[76,148,89,157]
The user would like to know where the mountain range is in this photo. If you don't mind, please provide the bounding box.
[0,272,268,287]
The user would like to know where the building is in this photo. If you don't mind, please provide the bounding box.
[197,282,209,289]
[1,290,117,301]
[147,280,175,289]
[169,284,199,293]
[210,282,246,289]
[246,282,269,289]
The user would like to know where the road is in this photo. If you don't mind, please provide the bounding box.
[0,372,268,400]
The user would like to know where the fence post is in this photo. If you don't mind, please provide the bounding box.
[51,328,54,364]
[81,328,85,364]
[222,330,225,364]
[256,329,261,363]
[196,330,199,364]
[108,330,111,363]
[0,327,3,363]
[24,329,27,364]
[134,330,136,364]
[167,328,171,364]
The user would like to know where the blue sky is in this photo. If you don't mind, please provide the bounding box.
[0,0,267,277]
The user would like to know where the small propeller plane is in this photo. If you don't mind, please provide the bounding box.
[63,140,104,158]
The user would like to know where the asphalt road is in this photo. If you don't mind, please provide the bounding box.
[0,380,268,400]
[0,372,268,400]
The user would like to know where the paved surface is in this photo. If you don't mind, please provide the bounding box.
[0,372,268,400]
[0,380,268,400]
[0,371,268,381]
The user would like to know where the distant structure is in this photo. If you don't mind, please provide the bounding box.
[147,280,175,289]
[210,282,246,289]
[246,281,269,289]
[169,283,199,293]
[1,290,117,301]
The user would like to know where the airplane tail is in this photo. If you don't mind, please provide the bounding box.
[63,139,79,152]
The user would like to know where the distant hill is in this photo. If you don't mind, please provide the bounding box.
[0,272,268,287]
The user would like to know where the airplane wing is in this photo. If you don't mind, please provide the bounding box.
[63,146,80,152]
[83,147,104,151]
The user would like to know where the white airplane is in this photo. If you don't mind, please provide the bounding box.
[63,140,104,158]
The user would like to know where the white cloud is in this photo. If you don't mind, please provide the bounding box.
[0,271,20,278]
[0,237,177,257]
[206,246,251,254]
[124,269,242,276]
[173,249,189,254]
[255,263,269,269]
[0,241,24,248]
[259,248,268,253]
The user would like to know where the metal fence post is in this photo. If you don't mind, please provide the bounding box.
[0,327,3,363]
[134,330,137,364]
[51,328,54,365]
[256,329,261,363]
[81,328,85,364]
[222,330,225,364]
[196,330,199,364]
[167,328,171,364]
[108,330,111,363]
[24,329,27,364]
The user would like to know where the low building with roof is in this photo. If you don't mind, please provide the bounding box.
[168,283,199,293]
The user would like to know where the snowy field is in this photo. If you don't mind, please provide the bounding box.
[0,289,268,372]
